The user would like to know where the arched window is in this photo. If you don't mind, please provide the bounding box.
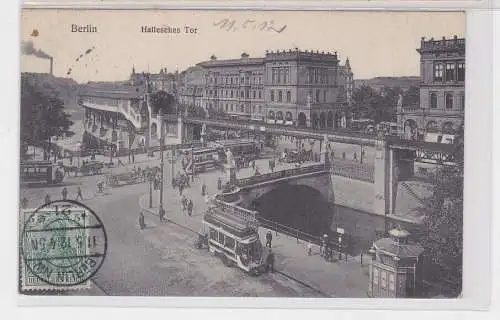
[430,93,437,109]
[285,112,293,121]
[278,91,283,102]
[286,91,291,103]
[270,90,275,102]
[446,93,453,109]
[316,89,320,103]
[240,105,244,113]
[268,111,275,120]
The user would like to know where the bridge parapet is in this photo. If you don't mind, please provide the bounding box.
[236,163,327,188]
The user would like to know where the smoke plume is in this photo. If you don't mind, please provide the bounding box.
[21,40,52,59]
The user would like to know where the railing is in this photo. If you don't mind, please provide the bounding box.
[163,114,379,144]
[211,198,258,228]
[330,160,374,183]
[236,163,327,187]
[258,215,327,247]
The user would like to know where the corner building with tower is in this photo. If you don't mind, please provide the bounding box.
[397,36,465,143]
[196,49,354,129]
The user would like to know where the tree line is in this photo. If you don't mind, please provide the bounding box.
[21,75,74,159]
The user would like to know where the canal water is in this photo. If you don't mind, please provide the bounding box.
[251,184,425,255]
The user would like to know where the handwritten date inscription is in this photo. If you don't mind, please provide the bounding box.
[213,18,287,33]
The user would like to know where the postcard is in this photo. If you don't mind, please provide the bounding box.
[19,9,467,300]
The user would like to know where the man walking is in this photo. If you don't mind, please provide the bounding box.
[159,207,166,223]
[266,249,275,273]
[75,186,83,201]
[187,199,193,217]
[61,187,68,201]
[201,183,206,197]
[44,193,51,204]
[265,230,273,248]
[217,177,222,190]
[138,212,146,230]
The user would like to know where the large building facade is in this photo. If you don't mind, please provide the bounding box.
[398,36,465,142]
[195,49,354,128]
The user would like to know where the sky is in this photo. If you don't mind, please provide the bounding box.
[20,10,465,83]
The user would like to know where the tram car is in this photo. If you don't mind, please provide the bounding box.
[212,139,261,163]
[196,206,265,275]
[20,160,64,185]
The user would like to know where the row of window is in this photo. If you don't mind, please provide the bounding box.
[207,75,263,85]
[429,92,465,110]
[205,89,263,100]
[271,67,290,84]
[83,96,123,107]
[433,61,465,82]
[218,103,264,114]
[305,67,332,85]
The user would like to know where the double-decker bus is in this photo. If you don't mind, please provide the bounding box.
[211,139,261,163]
[20,160,64,185]
[190,147,220,173]
[196,205,265,275]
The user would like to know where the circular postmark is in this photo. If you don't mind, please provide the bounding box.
[21,200,107,287]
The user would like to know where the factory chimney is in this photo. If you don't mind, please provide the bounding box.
[49,57,53,76]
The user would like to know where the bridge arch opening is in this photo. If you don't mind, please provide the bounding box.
[276,111,284,121]
[426,121,438,132]
[327,111,334,128]
[319,112,326,129]
[442,122,455,135]
[335,113,342,129]
[298,112,307,127]
[150,122,158,137]
[312,113,319,129]
[250,184,334,237]
[403,119,418,140]
[268,110,275,120]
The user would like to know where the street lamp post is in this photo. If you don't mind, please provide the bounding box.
[159,137,165,217]
[148,171,153,209]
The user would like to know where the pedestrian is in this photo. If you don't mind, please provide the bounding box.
[44,193,51,204]
[21,196,28,209]
[75,186,83,201]
[179,183,184,196]
[265,230,273,248]
[217,177,222,190]
[187,199,193,217]
[353,152,358,162]
[201,183,206,197]
[138,212,146,230]
[266,249,275,273]
[117,157,125,167]
[342,152,346,160]
[251,160,255,170]
[181,195,187,213]
[132,150,135,164]
[307,242,312,256]
[61,187,68,200]
[320,234,328,257]
[159,207,166,223]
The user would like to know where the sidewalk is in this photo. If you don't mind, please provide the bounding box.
[138,166,371,298]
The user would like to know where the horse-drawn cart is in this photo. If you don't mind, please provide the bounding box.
[80,161,104,176]
[108,171,142,187]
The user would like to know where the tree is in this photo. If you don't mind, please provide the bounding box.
[21,76,74,158]
[419,126,464,295]
[150,90,176,114]
[351,85,419,123]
